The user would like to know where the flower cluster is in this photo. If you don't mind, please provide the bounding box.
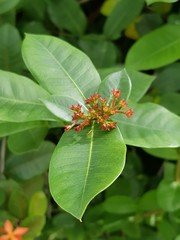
[64,89,133,132]
[0,219,28,240]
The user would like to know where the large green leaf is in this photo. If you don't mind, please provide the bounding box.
[146,0,178,5]
[0,0,20,14]
[5,141,55,180]
[0,70,58,122]
[112,102,180,148]
[49,123,126,220]
[103,0,144,40]
[0,24,23,73]
[0,121,46,137]
[125,25,180,70]
[8,127,48,154]
[22,34,101,101]
[98,69,132,102]
[143,147,178,160]
[48,0,87,35]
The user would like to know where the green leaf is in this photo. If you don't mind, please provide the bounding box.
[8,190,28,219]
[49,123,126,220]
[6,141,55,180]
[0,24,23,73]
[104,195,137,214]
[143,147,179,160]
[8,127,48,154]
[127,69,155,102]
[22,34,101,101]
[157,180,180,212]
[21,215,46,239]
[20,0,46,20]
[153,63,180,93]
[0,70,57,122]
[100,0,119,16]
[47,0,87,35]
[0,121,46,137]
[23,21,49,35]
[103,0,144,40]
[112,102,180,148]
[160,93,180,115]
[0,0,20,14]
[98,69,132,101]
[78,34,118,68]
[28,191,48,216]
[0,188,5,206]
[157,219,176,240]
[139,190,159,211]
[125,25,180,70]
[41,95,87,122]
[146,0,178,5]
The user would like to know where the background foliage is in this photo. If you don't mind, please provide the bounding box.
[0,0,180,239]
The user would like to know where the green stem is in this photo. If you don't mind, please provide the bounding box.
[175,148,180,182]
[0,138,6,176]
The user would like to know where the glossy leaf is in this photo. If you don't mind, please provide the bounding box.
[0,24,23,73]
[41,95,87,122]
[8,127,48,154]
[0,0,20,14]
[112,102,180,148]
[48,0,87,35]
[0,70,57,122]
[125,25,180,70]
[127,69,155,102]
[28,191,48,216]
[22,34,101,101]
[0,121,46,137]
[6,141,55,180]
[146,0,178,5]
[49,123,126,220]
[103,0,144,39]
[143,147,179,160]
[98,69,132,102]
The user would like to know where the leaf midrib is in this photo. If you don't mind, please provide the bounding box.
[79,122,95,219]
[32,37,86,100]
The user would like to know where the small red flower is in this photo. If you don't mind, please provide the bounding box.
[65,88,133,132]
[126,108,134,118]
[0,220,28,240]
[111,89,121,98]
